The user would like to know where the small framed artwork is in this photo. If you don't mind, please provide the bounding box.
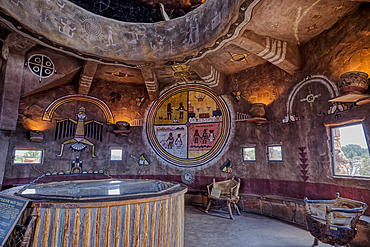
[13,149,43,165]
[110,148,123,161]
[267,145,282,161]
[242,147,256,161]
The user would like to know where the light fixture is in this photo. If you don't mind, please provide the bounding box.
[247,103,269,125]
[29,130,44,143]
[112,121,131,136]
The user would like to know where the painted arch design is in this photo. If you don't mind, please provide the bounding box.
[282,75,339,122]
[42,94,114,124]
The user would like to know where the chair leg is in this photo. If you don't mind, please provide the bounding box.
[312,237,319,247]
[227,203,234,220]
[205,200,212,213]
[233,203,241,216]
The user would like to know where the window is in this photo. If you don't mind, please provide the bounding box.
[13,149,43,165]
[331,123,370,178]
[110,148,123,161]
[242,147,256,161]
[267,145,282,161]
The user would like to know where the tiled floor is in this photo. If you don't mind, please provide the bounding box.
[184,205,331,247]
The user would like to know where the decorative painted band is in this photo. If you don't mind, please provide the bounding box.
[23,193,185,247]
[42,94,114,125]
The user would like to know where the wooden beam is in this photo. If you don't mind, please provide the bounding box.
[189,58,225,95]
[141,68,159,101]
[78,61,98,95]
[232,30,301,75]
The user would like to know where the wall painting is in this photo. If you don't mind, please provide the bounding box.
[146,83,231,167]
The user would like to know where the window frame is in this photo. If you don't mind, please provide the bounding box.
[110,147,124,161]
[330,122,370,179]
[12,148,44,165]
[267,145,283,162]
[242,147,256,162]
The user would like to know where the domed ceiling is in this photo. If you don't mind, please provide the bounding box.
[0,0,364,100]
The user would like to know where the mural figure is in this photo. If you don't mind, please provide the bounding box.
[175,134,183,148]
[59,18,76,38]
[166,133,174,149]
[57,0,65,9]
[202,129,208,144]
[183,15,199,47]
[11,0,24,6]
[209,130,215,144]
[106,26,116,47]
[193,129,200,143]
[56,107,103,157]
[176,102,186,119]
[167,103,172,120]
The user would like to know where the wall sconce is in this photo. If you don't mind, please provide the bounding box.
[113,121,131,137]
[247,103,269,125]
[329,71,370,105]
[28,130,44,143]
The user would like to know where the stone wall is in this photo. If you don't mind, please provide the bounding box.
[2,0,370,219]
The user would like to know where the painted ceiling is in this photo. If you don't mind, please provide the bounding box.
[0,0,366,100]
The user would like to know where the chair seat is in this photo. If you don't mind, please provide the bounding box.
[205,177,241,219]
[208,195,239,201]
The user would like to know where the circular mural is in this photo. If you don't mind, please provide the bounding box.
[146,84,231,167]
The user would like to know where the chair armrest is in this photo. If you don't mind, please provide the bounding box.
[207,183,213,195]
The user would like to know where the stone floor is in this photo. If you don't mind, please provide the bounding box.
[184,205,332,247]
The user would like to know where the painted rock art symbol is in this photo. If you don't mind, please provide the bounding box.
[27,54,56,83]
[82,17,102,40]
[59,18,75,38]
[146,84,231,167]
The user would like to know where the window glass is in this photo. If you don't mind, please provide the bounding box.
[331,123,370,177]
[242,147,256,161]
[13,149,43,165]
[267,145,282,161]
[110,148,123,161]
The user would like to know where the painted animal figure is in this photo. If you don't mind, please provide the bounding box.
[55,107,103,157]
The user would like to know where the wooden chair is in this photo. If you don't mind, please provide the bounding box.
[304,193,368,247]
[205,176,241,219]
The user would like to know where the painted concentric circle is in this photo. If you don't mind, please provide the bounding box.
[146,84,231,167]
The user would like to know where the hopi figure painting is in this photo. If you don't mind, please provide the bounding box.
[55,107,103,157]
[146,84,231,167]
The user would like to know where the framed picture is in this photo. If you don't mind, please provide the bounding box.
[267,145,282,161]
[242,147,256,161]
[13,149,43,165]
[110,148,123,161]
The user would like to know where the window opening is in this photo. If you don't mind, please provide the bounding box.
[331,123,370,177]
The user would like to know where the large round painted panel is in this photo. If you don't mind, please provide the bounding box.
[146,84,231,167]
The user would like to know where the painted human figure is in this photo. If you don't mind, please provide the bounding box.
[167,103,172,120]
[106,26,116,47]
[175,134,182,148]
[193,129,200,143]
[209,130,215,144]
[176,102,186,119]
[59,18,75,38]
[166,133,174,149]
[202,129,208,144]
